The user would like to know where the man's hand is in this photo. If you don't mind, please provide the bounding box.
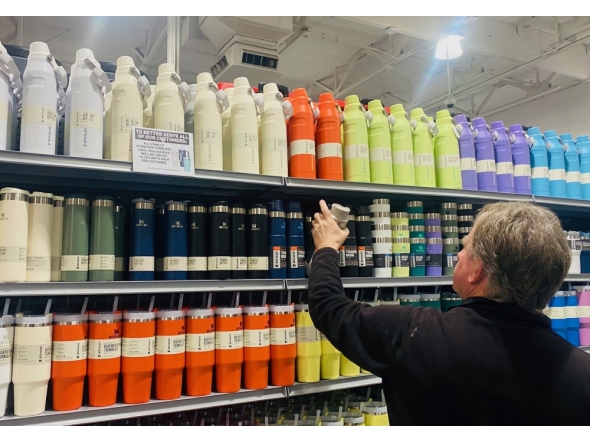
[311,200,349,252]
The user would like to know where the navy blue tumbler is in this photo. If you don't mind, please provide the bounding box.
[129,198,155,281]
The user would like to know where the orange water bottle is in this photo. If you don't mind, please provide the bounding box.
[269,304,296,386]
[287,88,316,178]
[242,306,270,390]
[122,310,155,404]
[185,307,215,396]
[215,307,243,393]
[51,313,88,411]
[155,309,185,400]
[316,93,343,181]
[87,311,122,407]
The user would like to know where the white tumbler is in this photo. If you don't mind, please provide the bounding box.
[0,315,14,418]
[51,196,64,281]
[26,192,54,282]
[0,188,30,283]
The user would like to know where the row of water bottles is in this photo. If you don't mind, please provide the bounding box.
[545,289,590,347]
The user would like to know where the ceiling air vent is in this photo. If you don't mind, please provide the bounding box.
[210,42,282,83]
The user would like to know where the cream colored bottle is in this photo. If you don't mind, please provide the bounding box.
[51,196,64,281]
[260,83,288,177]
[12,314,53,417]
[194,72,223,171]
[143,86,156,129]
[103,91,112,159]
[0,187,30,283]
[154,63,184,132]
[109,56,143,161]
[222,88,234,171]
[26,192,54,282]
[231,77,259,174]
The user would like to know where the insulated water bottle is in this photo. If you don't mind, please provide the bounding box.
[508,124,531,195]
[242,305,270,390]
[0,315,14,418]
[0,188,29,283]
[390,104,415,186]
[548,292,567,340]
[109,56,145,161]
[577,135,590,200]
[286,201,305,279]
[356,206,373,278]
[208,201,231,279]
[188,203,207,280]
[268,200,287,279]
[114,205,126,280]
[61,196,90,282]
[410,108,436,188]
[194,73,225,171]
[527,127,550,196]
[231,204,248,279]
[231,77,259,174]
[143,85,155,128]
[129,198,155,281]
[89,197,115,281]
[491,121,514,193]
[248,205,269,279]
[185,308,214,396]
[260,83,289,176]
[288,88,316,178]
[294,304,321,383]
[67,48,108,159]
[12,313,53,417]
[472,117,497,191]
[433,110,462,189]
[20,42,60,155]
[163,201,187,280]
[269,304,296,387]
[154,63,185,132]
[544,130,567,198]
[316,93,343,181]
[339,209,358,277]
[214,307,243,393]
[26,192,53,282]
[51,313,88,411]
[366,100,394,184]
[453,115,478,190]
[50,196,64,281]
[343,95,371,183]
[221,88,234,171]
[184,84,197,135]
[562,133,582,199]
[565,291,580,347]
[0,42,21,151]
[121,310,155,404]
[154,309,185,400]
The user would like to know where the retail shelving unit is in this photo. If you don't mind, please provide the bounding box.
[0,375,382,426]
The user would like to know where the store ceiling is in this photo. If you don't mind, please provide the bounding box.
[1,16,590,117]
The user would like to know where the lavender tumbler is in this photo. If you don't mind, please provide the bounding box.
[453,115,478,190]
[491,121,515,193]
[509,124,532,195]
[472,117,498,192]
[426,238,442,276]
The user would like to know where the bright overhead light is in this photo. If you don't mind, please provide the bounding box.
[435,35,464,60]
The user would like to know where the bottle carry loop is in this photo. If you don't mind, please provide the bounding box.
[275,92,293,120]
[0,49,23,99]
[308,98,319,121]
[207,82,229,113]
[361,105,372,128]
[169,72,190,105]
[422,115,438,136]
[46,54,68,90]
[129,66,151,100]
[83,58,112,94]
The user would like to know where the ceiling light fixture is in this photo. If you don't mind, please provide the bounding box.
[434,35,464,60]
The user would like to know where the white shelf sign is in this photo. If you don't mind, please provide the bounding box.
[132,128,195,177]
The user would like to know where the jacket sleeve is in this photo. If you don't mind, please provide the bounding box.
[308,247,418,378]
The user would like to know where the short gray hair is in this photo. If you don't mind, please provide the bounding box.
[469,202,570,312]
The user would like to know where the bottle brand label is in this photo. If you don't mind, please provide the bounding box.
[514,164,531,178]
[415,153,434,167]
[549,168,566,181]
[296,325,321,343]
[163,256,187,272]
[115,116,141,134]
[0,327,13,367]
[410,253,425,268]
[437,154,460,169]
[270,246,287,269]
[548,307,566,319]
[445,254,459,268]
[425,254,442,267]
[208,256,230,270]
[122,337,155,357]
[26,256,50,273]
[115,257,124,272]
[531,167,549,179]
[14,343,52,366]
[0,246,26,264]
[317,143,342,159]
[581,173,590,184]
[460,157,476,171]
[373,253,392,268]
[231,256,248,271]
[188,257,207,271]
[130,256,155,272]
[248,256,269,271]
[22,105,57,127]
[196,128,221,146]
[74,109,103,130]
[52,340,88,362]
[155,334,185,355]
[358,246,373,267]
[243,329,270,348]
[234,132,258,149]
[496,162,514,175]
[215,330,243,350]
[392,150,414,165]
[270,327,296,345]
[186,332,215,352]
[345,144,369,160]
[564,306,578,319]
[369,147,392,163]
[89,254,115,271]
[262,136,288,153]
[290,139,315,157]
[88,338,121,359]
[394,253,410,268]
[577,306,590,318]
[289,246,305,269]
[476,159,496,173]
[61,255,89,271]
[566,171,581,183]
[339,246,358,267]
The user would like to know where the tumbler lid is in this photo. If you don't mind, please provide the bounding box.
[123,310,155,321]
[185,307,214,317]
[294,304,310,312]
[89,311,123,322]
[0,315,14,327]
[155,309,185,319]
[242,306,269,315]
[215,307,242,317]
[14,313,53,325]
[269,304,294,314]
[54,313,88,323]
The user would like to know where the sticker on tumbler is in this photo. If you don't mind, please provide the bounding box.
[410,254,425,268]
[163,256,188,271]
[52,340,88,362]
[188,257,207,271]
[130,256,155,272]
[290,139,315,157]
[74,110,102,130]
[88,338,121,359]
[22,104,57,127]
[14,343,52,365]
[248,256,269,271]
[122,337,155,357]
[345,144,369,160]
[270,327,296,345]
[155,335,185,355]
[436,154,460,169]
[208,256,231,271]
[243,329,270,348]
[215,330,243,350]
[317,142,342,160]
[61,255,89,271]
[392,150,414,165]
[296,326,320,343]
[89,254,115,271]
[26,256,50,273]
[231,257,248,271]
[0,246,26,264]
[186,332,215,352]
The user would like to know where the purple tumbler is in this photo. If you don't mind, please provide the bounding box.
[509,124,532,195]
[453,115,478,190]
[491,121,515,193]
[472,117,498,192]
[426,238,443,276]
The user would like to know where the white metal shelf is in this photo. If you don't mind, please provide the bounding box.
[286,375,382,397]
[287,277,453,290]
[0,279,285,297]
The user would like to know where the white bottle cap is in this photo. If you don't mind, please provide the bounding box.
[197,72,213,84]
[263,83,279,94]
[189,84,197,95]
[117,56,134,68]
[331,203,350,228]
[28,41,50,60]
[158,63,175,75]
[76,48,95,61]
[234,77,250,88]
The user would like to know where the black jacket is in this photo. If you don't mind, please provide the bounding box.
[308,247,590,425]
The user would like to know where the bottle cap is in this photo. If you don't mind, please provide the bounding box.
[453,114,468,124]
[471,117,486,127]
[263,83,278,94]
[197,72,213,84]
[234,77,250,88]
[318,92,335,102]
[76,48,95,61]
[490,121,505,130]
[158,63,175,75]
[330,203,350,226]
[509,124,523,133]
[435,109,451,121]
[410,108,425,119]
[269,304,294,314]
[344,95,360,106]
[390,104,405,115]
[89,311,123,322]
[367,100,383,111]
[54,313,88,323]
[0,315,14,327]
[116,56,134,68]
[15,313,53,325]
[28,41,50,59]
[215,307,242,317]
